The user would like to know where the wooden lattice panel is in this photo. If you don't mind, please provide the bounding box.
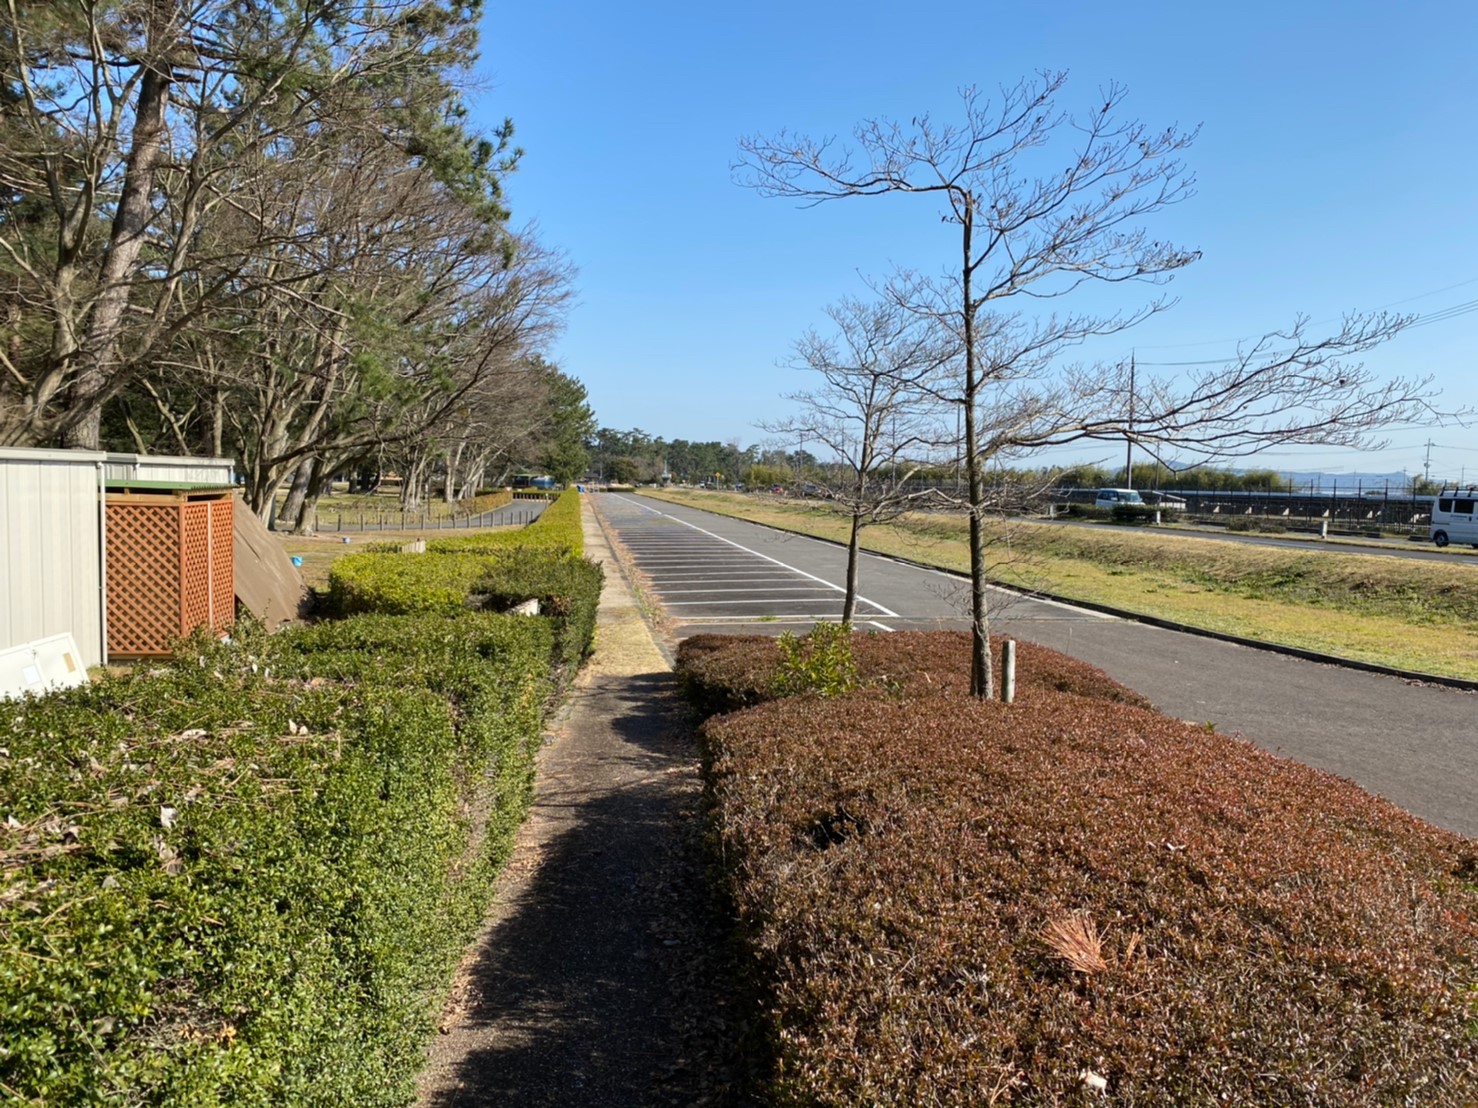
[106,491,236,657]
[180,502,212,636]
[106,503,182,656]
[210,497,234,631]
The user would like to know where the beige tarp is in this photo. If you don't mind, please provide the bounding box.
[233,496,309,628]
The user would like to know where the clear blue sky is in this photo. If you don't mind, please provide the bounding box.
[472,0,1477,482]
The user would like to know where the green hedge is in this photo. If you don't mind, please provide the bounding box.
[427,487,583,556]
[327,552,491,615]
[472,547,603,667]
[1110,503,1159,524]
[326,490,600,664]
[0,615,552,1105]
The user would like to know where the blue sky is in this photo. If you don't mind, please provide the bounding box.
[473,0,1477,481]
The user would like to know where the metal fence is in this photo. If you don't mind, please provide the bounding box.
[1049,486,1430,532]
[325,502,547,533]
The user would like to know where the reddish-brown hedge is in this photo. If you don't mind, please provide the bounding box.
[682,633,1478,1105]
[677,630,1154,719]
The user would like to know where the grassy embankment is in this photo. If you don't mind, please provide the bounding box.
[644,488,1478,680]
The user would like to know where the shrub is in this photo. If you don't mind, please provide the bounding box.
[677,631,1153,719]
[1223,515,1289,533]
[473,547,603,666]
[325,489,598,666]
[450,489,513,518]
[326,551,491,615]
[1061,504,1111,521]
[0,616,552,1105]
[772,622,859,698]
[1110,503,1159,525]
[680,633,1478,1104]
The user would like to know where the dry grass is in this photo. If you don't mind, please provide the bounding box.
[1040,913,1108,975]
[648,490,1478,679]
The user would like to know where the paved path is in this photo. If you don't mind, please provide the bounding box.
[416,503,743,1107]
[596,492,1478,839]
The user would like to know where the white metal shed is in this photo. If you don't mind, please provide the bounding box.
[104,452,235,487]
[0,447,108,668]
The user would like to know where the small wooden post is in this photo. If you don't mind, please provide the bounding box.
[1002,639,1017,705]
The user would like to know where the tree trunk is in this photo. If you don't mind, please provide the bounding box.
[210,388,224,457]
[293,461,332,536]
[842,512,862,624]
[961,197,993,699]
[65,64,173,448]
[445,443,463,504]
[279,456,316,531]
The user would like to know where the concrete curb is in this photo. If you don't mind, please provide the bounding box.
[633,493,1478,693]
[581,494,674,672]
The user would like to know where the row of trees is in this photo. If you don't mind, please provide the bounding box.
[737,73,1442,696]
[586,427,840,489]
[1,0,583,530]
[587,429,759,486]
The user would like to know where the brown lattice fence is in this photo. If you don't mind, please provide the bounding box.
[106,492,234,657]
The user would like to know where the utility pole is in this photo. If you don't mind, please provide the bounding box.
[1423,439,1434,486]
[1124,353,1135,488]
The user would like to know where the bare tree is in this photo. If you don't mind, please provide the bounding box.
[0,0,514,448]
[763,298,951,622]
[738,72,1436,698]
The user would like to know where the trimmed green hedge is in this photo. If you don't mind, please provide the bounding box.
[1,490,601,1104]
[327,551,491,616]
[473,548,602,667]
[427,487,583,556]
[0,615,552,1106]
[326,490,600,664]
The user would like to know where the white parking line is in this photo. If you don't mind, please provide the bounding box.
[658,587,845,595]
[609,494,900,619]
[664,599,890,608]
[653,572,797,579]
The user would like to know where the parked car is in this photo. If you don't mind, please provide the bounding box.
[770,484,785,495]
[1093,488,1143,509]
[1430,490,1478,548]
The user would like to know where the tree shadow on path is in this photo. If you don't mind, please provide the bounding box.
[418,670,755,1108]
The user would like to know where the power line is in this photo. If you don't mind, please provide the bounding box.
[1134,295,1478,366]
[1133,274,1478,351]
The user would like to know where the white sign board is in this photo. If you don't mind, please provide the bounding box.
[0,633,89,701]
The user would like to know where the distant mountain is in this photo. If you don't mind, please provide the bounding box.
[1158,469,1422,493]
[1280,471,1412,488]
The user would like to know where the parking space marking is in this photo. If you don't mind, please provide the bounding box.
[608,493,898,626]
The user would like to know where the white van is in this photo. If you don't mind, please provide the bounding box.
[1430,491,1478,548]
[1094,488,1143,509]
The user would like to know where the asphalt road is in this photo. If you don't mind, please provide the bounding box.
[1044,516,1478,563]
[594,492,1477,839]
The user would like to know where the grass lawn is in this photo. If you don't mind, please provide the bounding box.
[644,489,1478,680]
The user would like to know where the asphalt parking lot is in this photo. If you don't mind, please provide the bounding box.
[599,493,902,631]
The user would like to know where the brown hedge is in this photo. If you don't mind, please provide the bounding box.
[677,630,1154,719]
[682,633,1478,1105]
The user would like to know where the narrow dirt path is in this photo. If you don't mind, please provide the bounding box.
[416,501,746,1107]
